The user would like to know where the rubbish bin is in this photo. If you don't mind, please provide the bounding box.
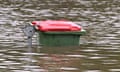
[31,20,86,46]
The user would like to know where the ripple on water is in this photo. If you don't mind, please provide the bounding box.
[12,70,31,72]
[109,69,120,72]
[81,49,99,52]
[60,67,79,71]
[88,56,107,59]
[0,66,7,69]
[65,54,86,58]
[84,70,101,72]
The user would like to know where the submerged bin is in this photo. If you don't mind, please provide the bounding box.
[38,30,86,46]
[31,20,86,46]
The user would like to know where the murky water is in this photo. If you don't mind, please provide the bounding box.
[0,0,120,72]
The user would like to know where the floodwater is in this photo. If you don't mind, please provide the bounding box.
[0,0,120,72]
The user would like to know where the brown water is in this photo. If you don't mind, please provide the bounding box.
[0,0,120,72]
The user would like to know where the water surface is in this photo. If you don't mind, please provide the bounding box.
[0,0,120,72]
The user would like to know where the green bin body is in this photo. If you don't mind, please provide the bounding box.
[37,30,86,46]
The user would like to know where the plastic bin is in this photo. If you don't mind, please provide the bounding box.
[37,30,86,46]
[31,20,86,46]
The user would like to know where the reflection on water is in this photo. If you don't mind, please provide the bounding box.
[0,0,120,72]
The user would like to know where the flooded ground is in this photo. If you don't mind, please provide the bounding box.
[0,0,120,72]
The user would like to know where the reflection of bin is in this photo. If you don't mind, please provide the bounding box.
[32,20,86,46]
[38,30,86,46]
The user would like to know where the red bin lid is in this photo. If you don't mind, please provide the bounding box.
[31,20,81,32]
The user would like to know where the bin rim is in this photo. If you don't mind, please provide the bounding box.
[38,29,86,35]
